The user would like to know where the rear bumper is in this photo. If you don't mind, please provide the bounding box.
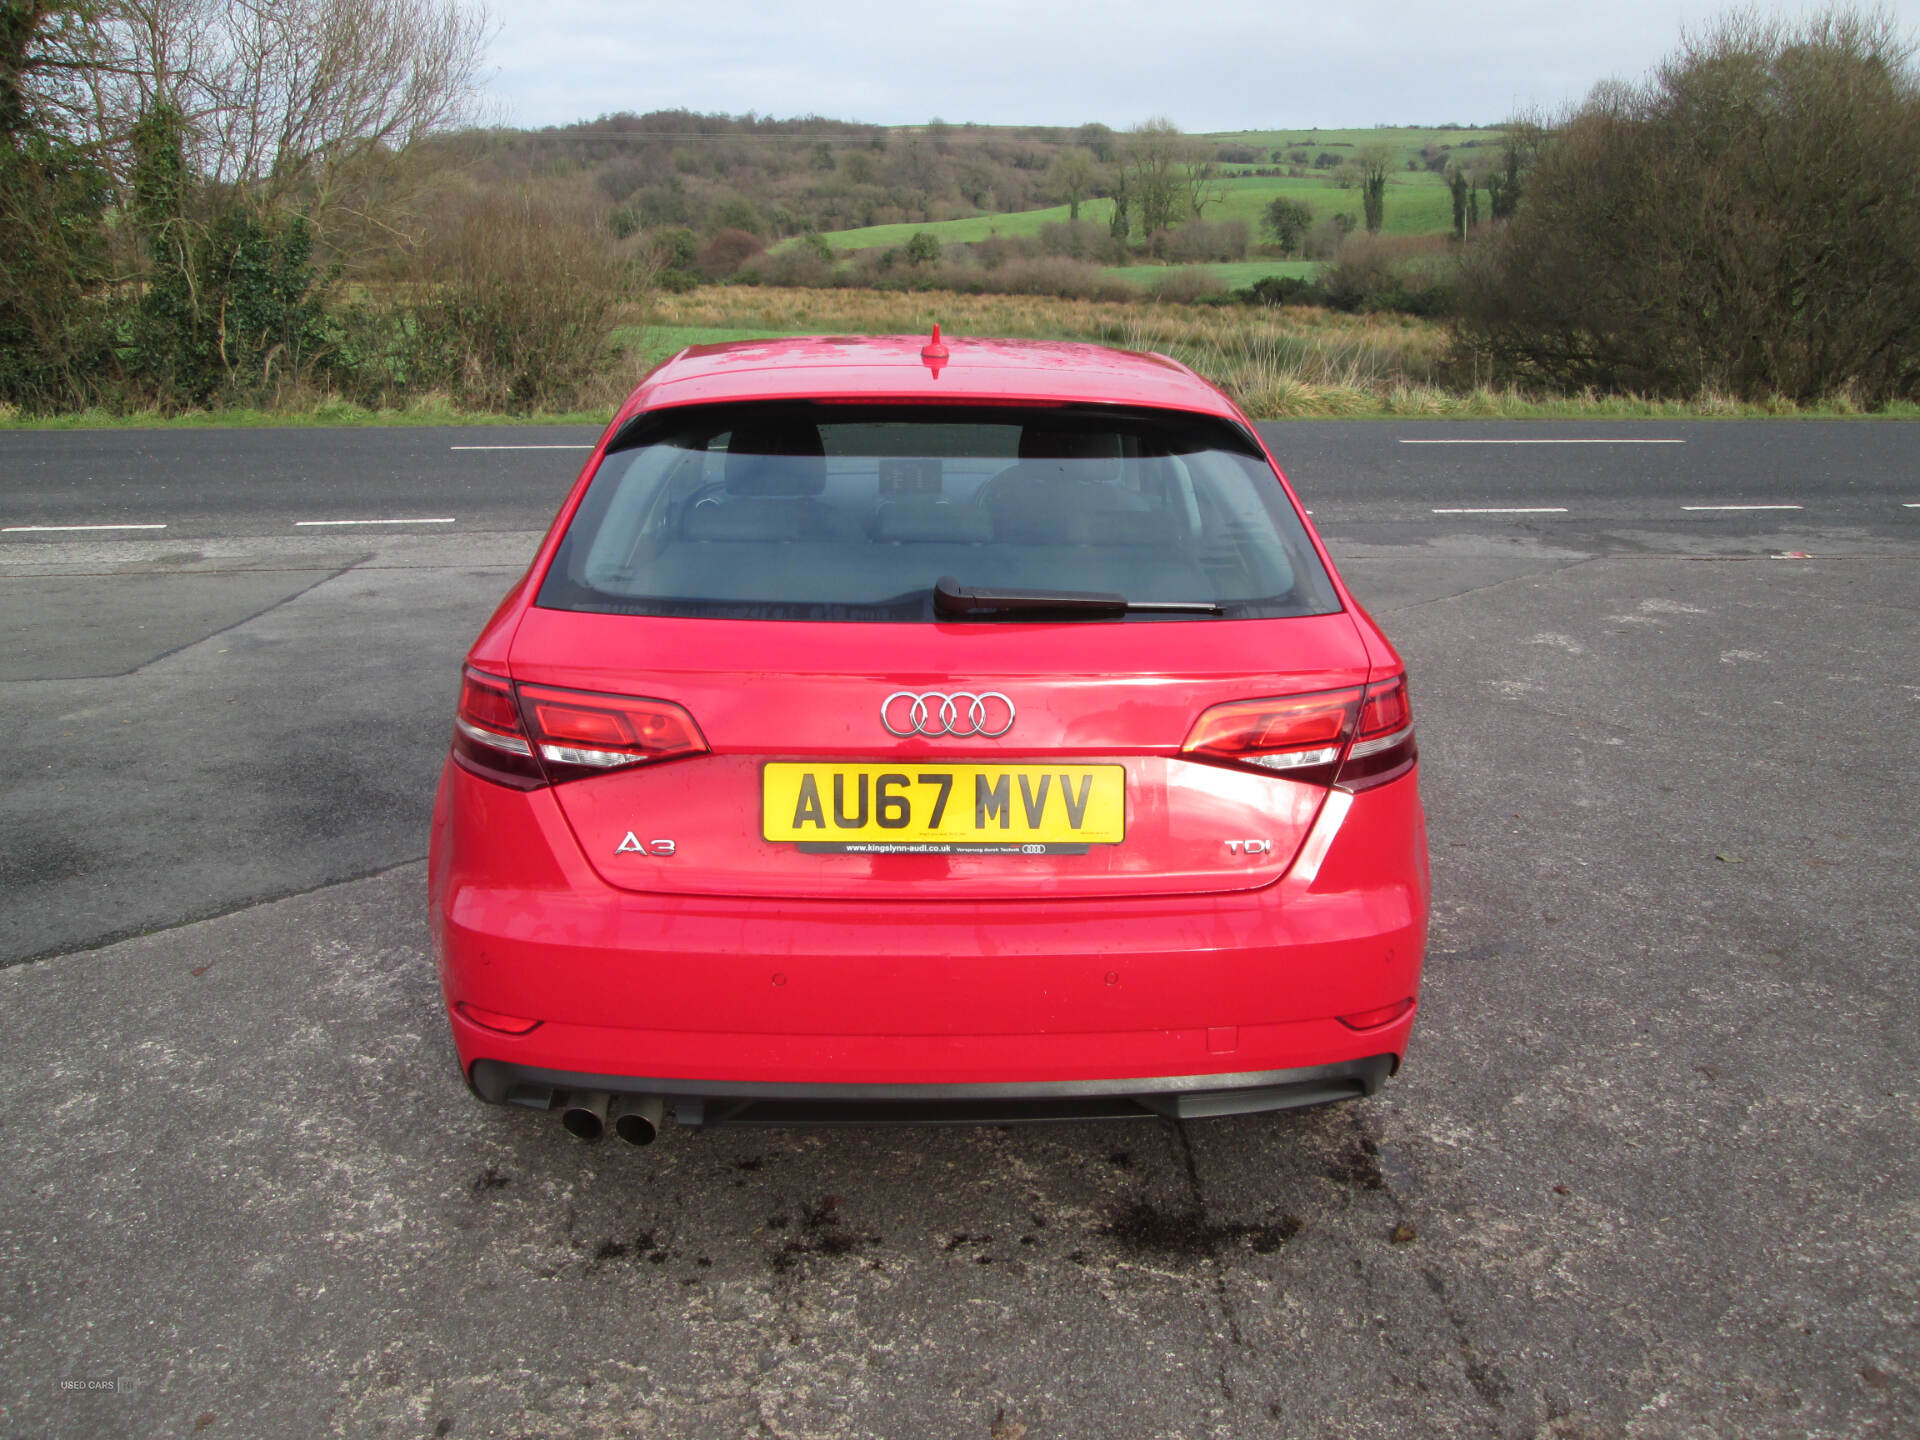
[471,1055,1397,1127]
[430,756,1429,1110]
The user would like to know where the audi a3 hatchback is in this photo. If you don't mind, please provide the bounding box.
[429,333,1428,1143]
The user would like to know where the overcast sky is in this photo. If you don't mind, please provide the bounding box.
[481,1,1920,132]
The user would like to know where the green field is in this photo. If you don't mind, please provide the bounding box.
[810,202,1113,252]
[809,158,1462,258]
[1203,172,1455,238]
[1211,126,1506,160]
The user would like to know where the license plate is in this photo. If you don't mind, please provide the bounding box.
[763,763,1125,853]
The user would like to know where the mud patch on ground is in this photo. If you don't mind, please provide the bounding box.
[1325,1132,1386,1190]
[586,1227,669,1271]
[1100,1199,1302,1260]
[768,1196,876,1273]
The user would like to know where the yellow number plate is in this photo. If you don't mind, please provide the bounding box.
[763,763,1125,852]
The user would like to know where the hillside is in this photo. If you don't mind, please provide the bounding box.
[773,123,1499,297]
[449,113,1501,247]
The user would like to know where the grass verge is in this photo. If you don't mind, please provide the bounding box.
[0,398,615,430]
[7,288,1916,426]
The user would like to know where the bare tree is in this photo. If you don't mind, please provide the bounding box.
[86,0,490,251]
[3,0,113,143]
[1122,118,1182,241]
[1051,146,1092,220]
[1179,144,1222,221]
[1485,114,1546,221]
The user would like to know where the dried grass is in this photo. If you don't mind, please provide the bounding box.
[643,287,1451,417]
[645,288,1918,419]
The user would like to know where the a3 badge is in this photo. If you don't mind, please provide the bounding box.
[615,833,676,856]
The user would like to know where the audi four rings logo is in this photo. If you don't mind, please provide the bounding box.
[880,690,1016,738]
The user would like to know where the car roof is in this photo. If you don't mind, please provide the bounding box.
[615,335,1244,421]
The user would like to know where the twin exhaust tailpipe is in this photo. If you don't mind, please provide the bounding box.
[559,1092,666,1145]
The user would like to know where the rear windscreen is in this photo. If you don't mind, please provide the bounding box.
[536,402,1342,622]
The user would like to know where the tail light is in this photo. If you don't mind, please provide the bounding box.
[1340,675,1417,788]
[453,669,542,789]
[1181,687,1360,787]
[1181,673,1416,791]
[451,666,708,790]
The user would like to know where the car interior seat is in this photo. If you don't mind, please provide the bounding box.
[686,420,841,541]
[979,424,1153,544]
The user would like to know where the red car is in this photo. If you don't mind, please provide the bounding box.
[429,332,1427,1144]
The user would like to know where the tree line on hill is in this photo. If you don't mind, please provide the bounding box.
[499,111,1287,265]
[1,3,1914,413]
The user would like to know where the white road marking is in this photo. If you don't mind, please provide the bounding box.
[449,444,593,451]
[294,517,457,527]
[1431,507,1569,514]
[3,522,168,533]
[1681,504,1802,511]
[1399,438,1685,445]
[1904,503,1920,508]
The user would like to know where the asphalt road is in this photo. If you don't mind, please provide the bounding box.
[3,419,1917,537]
[1,420,1915,1438]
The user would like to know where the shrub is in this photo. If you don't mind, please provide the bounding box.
[0,125,116,411]
[697,227,765,279]
[740,239,837,288]
[1144,267,1231,304]
[870,256,1130,301]
[594,158,650,203]
[1262,198,1314,256]
[1301,214,1355,260]
[1239,275,1319,308]
[393,190,628,412]
[1037,219,1120,262]
[706,194,763,236]
[633,178,690,228]
[1320,235,1455,316]
[1162,220,1249,264]
[1456,8,1920,402]
[1317,249,1397,313]
[645,227,701,292]
[128,208,333,409]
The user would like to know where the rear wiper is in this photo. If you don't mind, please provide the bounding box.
[934,575,1222,618]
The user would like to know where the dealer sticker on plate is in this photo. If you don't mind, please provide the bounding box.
[762,763,1125,854]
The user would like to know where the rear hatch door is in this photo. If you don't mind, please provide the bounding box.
[512,608,1367,900]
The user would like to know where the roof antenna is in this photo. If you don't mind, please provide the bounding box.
[921,322,950,379]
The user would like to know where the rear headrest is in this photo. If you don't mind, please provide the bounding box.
[1018,425,1123,464]
[725,421,827,496]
